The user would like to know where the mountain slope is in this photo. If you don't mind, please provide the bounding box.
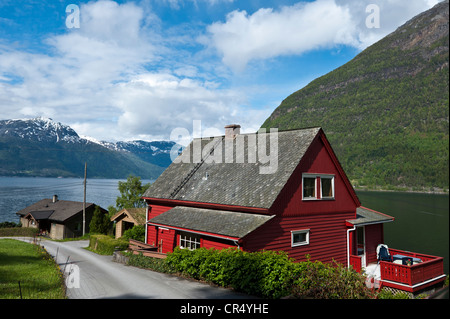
[262,1,449,191]
[0,118,176,179]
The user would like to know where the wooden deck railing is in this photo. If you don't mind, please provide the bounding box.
[350,255,362,273]
[379,249,444,286]
[350,248,444,288]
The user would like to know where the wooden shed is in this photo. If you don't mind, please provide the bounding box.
[111,208,146,239]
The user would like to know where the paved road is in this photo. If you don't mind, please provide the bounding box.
[10,237,253,299]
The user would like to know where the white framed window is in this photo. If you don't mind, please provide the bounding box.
[302,176,316,199]
[291,229,310,247]
[320,176,334,199]
[302,174,335,200]
[179,232,201,250]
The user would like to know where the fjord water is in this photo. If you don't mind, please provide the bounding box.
[0,176,153,223]
[0,177,448,273]
[357,191,449,274]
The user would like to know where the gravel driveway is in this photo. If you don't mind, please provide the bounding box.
[11,237,253,299]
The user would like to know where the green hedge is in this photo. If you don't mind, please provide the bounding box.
[165,247,295,298]
[89,234,129,255]
[0,227,39,237]
[128,252,175,274]
[125,246,383,299]
[164,247,373,299]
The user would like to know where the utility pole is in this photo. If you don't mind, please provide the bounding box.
[83,162,87,236]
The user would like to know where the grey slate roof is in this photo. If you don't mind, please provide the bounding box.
[143,127,321,209]
[149,206,275,239]
[346,207,395,226]
[16,198,95,222]
[28,210,54,220]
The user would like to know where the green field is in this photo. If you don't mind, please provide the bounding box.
[0,239,66,299]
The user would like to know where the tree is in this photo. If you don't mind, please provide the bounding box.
[89,206,111,234]
[116,175,150,210]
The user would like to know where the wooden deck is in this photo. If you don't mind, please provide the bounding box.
[351,248,445,293]
[129,239,167,259]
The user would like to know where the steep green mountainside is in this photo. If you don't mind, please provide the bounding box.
[262,1,449,191]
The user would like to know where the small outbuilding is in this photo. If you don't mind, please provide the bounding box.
[110,207,146,239]
[16,195,105,239]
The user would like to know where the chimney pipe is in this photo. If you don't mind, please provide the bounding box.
[53,195,58,203]
[225,124,241,139]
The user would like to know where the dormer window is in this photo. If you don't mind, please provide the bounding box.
[302,174,335,200]
[303,177,316,198]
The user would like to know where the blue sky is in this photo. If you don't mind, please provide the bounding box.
[0,0,441,144]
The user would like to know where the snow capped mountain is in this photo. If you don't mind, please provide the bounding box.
[0,117,81,143]
[0,117,177,178]
[0,117,175,154]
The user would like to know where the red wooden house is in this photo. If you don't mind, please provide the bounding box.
[142,125,445,294]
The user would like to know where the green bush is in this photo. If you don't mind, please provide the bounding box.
[166,247,296,298]
[0,227,38,237]
[122,225,145,242]
[0,221,21,228]
[164,248,377,299]
[377,289,411,299]
[89,234,128,255]
[129,247,381,299]
[127,252,175,274]
[290,259,374,299]
[89,206,111,235]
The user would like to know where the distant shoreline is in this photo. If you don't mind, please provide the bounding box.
[0,175,447,195]
[354,187,449,195]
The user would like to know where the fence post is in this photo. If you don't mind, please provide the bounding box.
[18,281,22,299]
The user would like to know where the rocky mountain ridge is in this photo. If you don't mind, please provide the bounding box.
[0,117,176,178]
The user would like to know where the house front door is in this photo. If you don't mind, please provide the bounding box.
[356,226,366,268]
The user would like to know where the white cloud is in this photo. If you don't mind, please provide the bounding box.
[0,0,440,143]
[111,72,254,143]
[0,0,266,142]
[206,0,440,71]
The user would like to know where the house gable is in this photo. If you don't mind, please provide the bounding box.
[270,129,360,217]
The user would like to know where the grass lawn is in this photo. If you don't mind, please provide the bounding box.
[0,239,66,299]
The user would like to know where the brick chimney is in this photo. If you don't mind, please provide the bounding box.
[225,124,241,139]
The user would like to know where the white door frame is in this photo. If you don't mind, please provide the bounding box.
[356,226,366,268]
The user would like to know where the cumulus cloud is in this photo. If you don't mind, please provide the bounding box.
[0,1,153,128]
[1,0,440,142]
[111,72,252,143]
[206,0,439,71]
[0,0,252,141]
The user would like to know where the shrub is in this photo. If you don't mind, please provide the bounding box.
[89,206,111,235]
[377,289,411,299]
[134,247,377,299]
[290,259,375,299]
[0,227,38,237]
[127,252,175,274]
[0,221,21,228]
[89,234,128,255]
[122,225,145,242]
[165,247,295,298]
